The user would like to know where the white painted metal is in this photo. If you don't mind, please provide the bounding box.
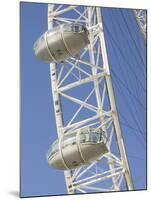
[48,4,134,194]
[133,9,147,41]
[48,4,75,194]
[87,7,119,191]
[96,7,134,190]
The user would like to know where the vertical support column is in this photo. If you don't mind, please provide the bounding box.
[48,4,74,194]
[96,7,134,190]
[87,7,119,191]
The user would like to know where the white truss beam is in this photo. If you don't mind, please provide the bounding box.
[96,7,134,190]
[73,170,123,190]
[59,72,105,92]
[48,4,134,194]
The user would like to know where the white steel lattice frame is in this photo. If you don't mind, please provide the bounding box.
[133,9,147,41]
[48,4,134,194]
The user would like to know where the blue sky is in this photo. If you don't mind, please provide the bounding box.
[20,2,146,197]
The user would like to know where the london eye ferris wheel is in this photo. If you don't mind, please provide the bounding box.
[33,3,146,194]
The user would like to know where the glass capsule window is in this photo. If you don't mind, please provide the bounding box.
[72,25,79,32]
[52,140,59,154]
[63,23,72,32]
[47,146,52,159]
[47,139,59,159]
[82,26,88,34]
[41,35,45,42]
[80,130,102,144]
[62,132,76,148]
[34,33,45,50]
[63,23,83,32]
[80,133,87,143]
[33,38,40,50]
[47,29,53,35]
[90,132,102,143]
[72,24,83,32]
[47,129,103,160]
[47,26,60,35]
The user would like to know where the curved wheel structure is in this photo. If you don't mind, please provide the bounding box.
[47,4,134,194]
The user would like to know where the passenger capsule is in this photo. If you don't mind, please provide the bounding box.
[33,23,89,63]
[46,128,108,170]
